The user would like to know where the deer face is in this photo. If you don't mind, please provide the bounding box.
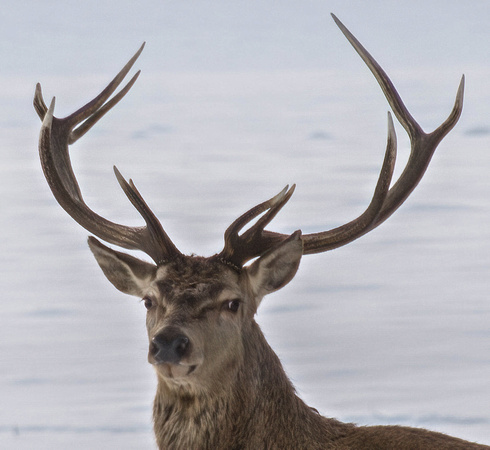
[87,232,303,388]
[143,258,246,385]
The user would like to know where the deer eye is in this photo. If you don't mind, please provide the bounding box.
[223,299,240,313]
[143,297,154,310]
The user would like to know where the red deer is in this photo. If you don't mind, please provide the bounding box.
[35,13,488,450]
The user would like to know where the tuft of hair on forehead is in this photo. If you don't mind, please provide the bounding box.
[155,254,235,303]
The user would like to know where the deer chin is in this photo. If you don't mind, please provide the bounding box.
[150,356,202,380]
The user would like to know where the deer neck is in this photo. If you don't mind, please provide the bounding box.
[152,320,352,449]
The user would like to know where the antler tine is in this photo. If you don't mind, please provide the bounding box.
[69,69,141,145]
[217,185,296,268]
[330,14,421,137]
[33,83,48,120]
[67,43,145,139]
[294,15,464,254]
[328,14,464,229]
[300,112,397,253]
[34,43,145,126]
[36,44,181,264]
[113,167,180,261]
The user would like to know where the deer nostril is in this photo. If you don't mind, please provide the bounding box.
[151,329,190,364]
[174,336,189,357]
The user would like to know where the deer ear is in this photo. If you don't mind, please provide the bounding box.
[87,236,157,297]
[246,231,303,304]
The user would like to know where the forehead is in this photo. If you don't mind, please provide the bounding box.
[153,256,237,304]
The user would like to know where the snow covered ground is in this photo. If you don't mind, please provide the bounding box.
[1,1,490,448]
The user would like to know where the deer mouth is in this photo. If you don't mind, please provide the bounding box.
[152,360,199,379]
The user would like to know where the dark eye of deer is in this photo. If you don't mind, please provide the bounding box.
[225,299,240,313]
[143,297,154,310]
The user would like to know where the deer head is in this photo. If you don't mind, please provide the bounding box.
[34,14,466,448]
[87,229,303,386]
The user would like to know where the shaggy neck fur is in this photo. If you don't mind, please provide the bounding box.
[152,321,353,450]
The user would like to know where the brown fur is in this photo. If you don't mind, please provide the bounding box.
[87,237,489,449]
[152,320,355,449]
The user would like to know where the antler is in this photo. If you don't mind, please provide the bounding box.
[299,14,465,254]
[217,14,464,266]
[215,185,297,270]
[35,15,464,271]
[34,43,181,264]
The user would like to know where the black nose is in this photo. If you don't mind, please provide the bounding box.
[150,327,190,364]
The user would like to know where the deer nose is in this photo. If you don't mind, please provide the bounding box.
[150,328,190,364]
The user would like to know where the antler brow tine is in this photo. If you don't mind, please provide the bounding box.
[216,185,296,267]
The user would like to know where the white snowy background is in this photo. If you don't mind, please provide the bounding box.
[1,1,490,448]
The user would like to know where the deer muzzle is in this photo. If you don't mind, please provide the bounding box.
[150,326,191,365]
